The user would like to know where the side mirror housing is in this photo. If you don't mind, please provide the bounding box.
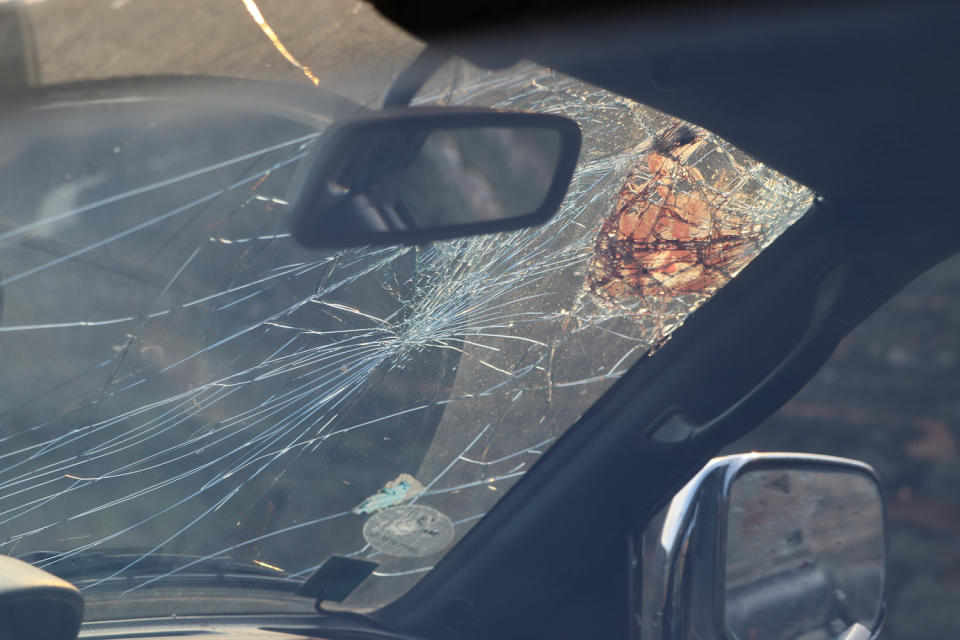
[0,554,83,640]
[636,453,886,640]
[288,108,582,247]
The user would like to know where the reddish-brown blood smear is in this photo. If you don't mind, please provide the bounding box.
[586,123,763,303]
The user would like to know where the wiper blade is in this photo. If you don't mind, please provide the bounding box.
[18,549,288,582]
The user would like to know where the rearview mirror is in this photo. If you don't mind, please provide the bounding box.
[288,108,582,247]
[636,453,886,640]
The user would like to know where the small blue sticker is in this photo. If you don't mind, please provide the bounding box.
[353,473,425,515]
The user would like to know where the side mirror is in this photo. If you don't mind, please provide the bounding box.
[288,108,582,247]
[636,453,886,640]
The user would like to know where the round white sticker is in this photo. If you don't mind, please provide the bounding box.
[362,504,455,558]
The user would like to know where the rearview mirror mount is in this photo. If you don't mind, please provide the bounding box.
[288,108,582,247]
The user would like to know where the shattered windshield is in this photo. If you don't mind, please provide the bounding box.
[0,49,813,612]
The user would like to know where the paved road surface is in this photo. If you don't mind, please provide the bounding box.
[7,0,422,104]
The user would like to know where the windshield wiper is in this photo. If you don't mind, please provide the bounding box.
[17,549,289,583]
[21,551,411,638]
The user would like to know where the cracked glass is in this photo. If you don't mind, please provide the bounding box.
[0,58,813,612]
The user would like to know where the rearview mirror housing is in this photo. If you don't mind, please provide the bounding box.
[636,453,886,640]
[288,108,582,247]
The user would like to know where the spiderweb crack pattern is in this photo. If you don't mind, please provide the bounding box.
[0,62,812,610]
